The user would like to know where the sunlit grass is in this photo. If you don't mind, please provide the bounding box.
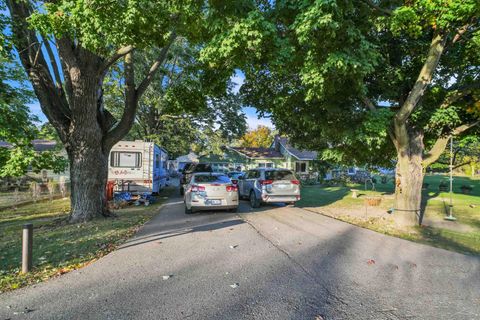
[297,175,480,255]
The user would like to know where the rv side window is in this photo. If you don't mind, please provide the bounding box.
[155,154,160,168]
[110,152,142,168]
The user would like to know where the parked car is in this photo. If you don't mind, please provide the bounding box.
[180,163,213,195]
[227,171,245,185]
[184,173,239,214]
[238,168,301,208]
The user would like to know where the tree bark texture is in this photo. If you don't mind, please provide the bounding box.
[394,123,424,226]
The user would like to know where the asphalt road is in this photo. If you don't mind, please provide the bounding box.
[1,196,479,320]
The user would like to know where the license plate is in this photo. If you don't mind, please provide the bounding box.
[207,200,221,205]
[276,184,288,189]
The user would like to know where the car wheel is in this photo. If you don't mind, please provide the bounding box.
[230,206,238,213]
[249,191,260,208]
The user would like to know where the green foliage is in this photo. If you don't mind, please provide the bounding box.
[357,109,395,149]
[0,7,67,178]
[206,0,480,168]
[28,1,203,54]
[104,41,247,158]
[425,106,462,134]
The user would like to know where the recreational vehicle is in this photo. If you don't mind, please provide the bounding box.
[108,140,168,194]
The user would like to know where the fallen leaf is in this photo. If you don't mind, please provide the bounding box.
[229,245,238,249]
[367,259,376,265]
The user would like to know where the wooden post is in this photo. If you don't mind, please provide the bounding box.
[22,223,33,273]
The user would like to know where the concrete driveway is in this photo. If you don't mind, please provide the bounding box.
[0,196,479,320]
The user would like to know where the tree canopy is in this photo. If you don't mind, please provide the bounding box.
[103,40,247,158]
[201,0,480,225]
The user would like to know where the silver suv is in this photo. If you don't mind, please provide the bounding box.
[238,168,301,208]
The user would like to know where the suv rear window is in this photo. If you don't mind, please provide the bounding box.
[190,163,213,173]
[194,175,230,184]
[265,170,295,181]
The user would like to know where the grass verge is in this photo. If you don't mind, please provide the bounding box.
[0,187,173,293]
[297,175,480,256]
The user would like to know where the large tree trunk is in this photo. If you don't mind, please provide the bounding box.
[65,61,111,223]
[68,145,109,223]
[394,124,424,227]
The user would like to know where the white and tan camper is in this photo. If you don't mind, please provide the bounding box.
[108,140,168,194]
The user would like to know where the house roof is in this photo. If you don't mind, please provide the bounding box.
[0,139,58,152]
[275,136,317,160]
[31,140,58,152]
[0,141,11,148]
[199,149,246,163]
[176,152,198,163]
[229,147,283,159]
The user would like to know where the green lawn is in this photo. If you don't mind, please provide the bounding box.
[0,188,173,293]
[297,175,480,255]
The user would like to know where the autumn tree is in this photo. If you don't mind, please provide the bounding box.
[238,125,274,148]
[202,0,480,226]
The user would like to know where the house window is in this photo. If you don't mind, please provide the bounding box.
[295,162,307,173]
[110,151,142,168]
[258,162,273,168]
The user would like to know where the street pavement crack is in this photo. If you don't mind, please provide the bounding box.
[238,213,349,310]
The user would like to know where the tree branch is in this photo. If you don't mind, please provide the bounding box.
[101,45,134,75]
[395,32,446,124]
[361,0,392,16]
[103,51,136,149]
[136,32,176,99]
[423,121,480,167]
[453,23,471,44]
[6,0,70,142]
[439,82,480,109]
[42,36,63,90]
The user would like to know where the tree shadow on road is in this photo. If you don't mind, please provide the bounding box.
[119,218,245,250]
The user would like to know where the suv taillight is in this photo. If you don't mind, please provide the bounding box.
[226,185,238,192]
[260,180,273,185]
[190,185,205,192]
[291,180,300,185]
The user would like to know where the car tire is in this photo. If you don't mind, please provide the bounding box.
[230,206,238,213]
[249,191,260,208]
[285,202,295,207]
[185,205,193,214]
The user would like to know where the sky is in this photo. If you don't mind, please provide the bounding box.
[231,70,274,129]
[28,70,274,129]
